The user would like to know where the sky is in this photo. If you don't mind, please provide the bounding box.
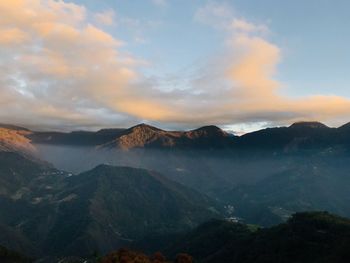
[1,0,350,133]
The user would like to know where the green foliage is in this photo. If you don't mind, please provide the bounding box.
[166,212,350,263]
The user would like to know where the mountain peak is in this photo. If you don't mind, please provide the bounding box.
[194,125,222,132]
[129,123,163,132]
[0,123,29,131]
[289,121,328,129]
[338,122,350,130]
[190,125,227,137]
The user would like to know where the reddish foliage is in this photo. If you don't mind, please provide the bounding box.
[100,248,175,263]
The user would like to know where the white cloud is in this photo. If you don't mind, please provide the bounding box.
[231,19,268,34]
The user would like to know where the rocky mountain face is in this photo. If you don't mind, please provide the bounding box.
[0,127,35,155]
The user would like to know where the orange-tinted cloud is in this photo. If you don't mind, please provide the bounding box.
[0,0,168,128]
[1,0,350,131]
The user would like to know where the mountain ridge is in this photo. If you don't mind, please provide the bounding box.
[2,120,350,152]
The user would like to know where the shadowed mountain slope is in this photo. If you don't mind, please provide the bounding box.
[0,245,32,263]
[42,164,222,256]
[0,152,222,257]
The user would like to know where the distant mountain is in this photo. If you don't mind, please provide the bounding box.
[29,124,234,150]
[234,121,337,152]
[13,121,350,154]
[0,120,346,154]
[338,122,350,131]
[28,129,126,146]
[26,124,239,196]
[100,124,233,150]
[16,121,350,206]
[0,124,29,131]
[165,211,350,263]
[220,156,350,226]
[289,121,329,129]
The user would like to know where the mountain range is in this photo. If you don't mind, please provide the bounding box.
[1,121,350,261]
[6,121,350,151]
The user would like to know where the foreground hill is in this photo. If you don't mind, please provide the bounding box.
[42,165,221,256]
[0,151,59,199]
[0,151,221,257]
[100,249,192,263]
[0,151,69,256]
[0,245,31,263]
[165,211,350,263]
[2,212,349,263]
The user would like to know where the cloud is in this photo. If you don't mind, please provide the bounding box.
[231,19,268,34]
[131,1,350,130]
[194,1,233,29]
[0,0,145,129]
[1,0,350,132]
[94,9,115,26]
[0,28,29,45]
